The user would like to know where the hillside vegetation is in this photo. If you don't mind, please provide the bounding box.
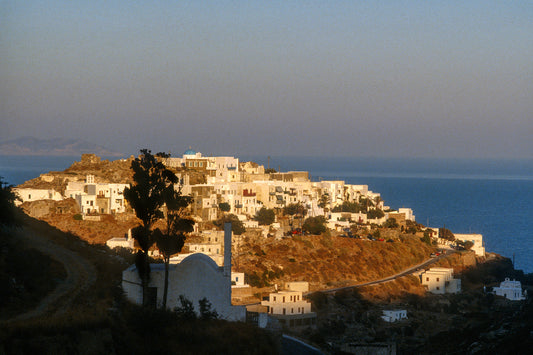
[236,233,435,291]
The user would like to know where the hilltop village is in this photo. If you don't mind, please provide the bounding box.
[8,149,531,354]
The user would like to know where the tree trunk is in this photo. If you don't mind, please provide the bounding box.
[163,257,169,309]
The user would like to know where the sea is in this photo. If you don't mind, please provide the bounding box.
[2,154,533,273]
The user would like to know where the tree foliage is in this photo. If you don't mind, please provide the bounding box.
[254,207,275,225]
[384,217,399,228]
[439,227,455,241]
[214,214,245,235]
[283,203,307,217]
[0,177,19,227]
[331,201,361,213]
[367,208,385,219]
[302,216,327,235]
[124,149,194,308]
[463,240,474,250]
[218,202,230,212]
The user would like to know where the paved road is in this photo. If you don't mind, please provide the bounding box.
[3,225,96,323]
[318,250,455,295]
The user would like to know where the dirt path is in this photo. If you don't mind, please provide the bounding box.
[4,226,97,323]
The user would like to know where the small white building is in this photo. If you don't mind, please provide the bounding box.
[398,208,416,222]
[454,233,485,257]
[122,223,246,321]
[13,188,63,206]
[106,229,135,250]
[420,267,461,294]
[381,310,408,322]
[493,278,526,301]
[261,289,316,328]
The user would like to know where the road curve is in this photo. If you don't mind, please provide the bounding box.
[3,225,97,323]
[318,251,455,295]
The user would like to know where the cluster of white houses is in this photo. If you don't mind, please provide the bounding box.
[15,149,528,324]
[14,149,417,229]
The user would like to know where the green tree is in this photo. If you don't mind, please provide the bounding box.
[124,149,187,307]
[254,207,275,225]
[367,208,385,219]
[0,177,19,227]
[439,227,455,242]
[214,213,245,235]
[331,201,361,213]
[463,240,474,250]
[218,202,230,212]
[302,216,327,235]
[318,194,330,216]
[384,217,399,228]
[154,182,194,309]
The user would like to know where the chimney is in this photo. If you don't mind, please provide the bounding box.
[224,223,232,277]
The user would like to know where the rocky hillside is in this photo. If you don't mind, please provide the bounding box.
[18,154,134,194]
[235,232,435,291]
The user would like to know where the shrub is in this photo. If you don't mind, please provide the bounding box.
[175,295,196,320]
[73,214,83,221]
[302,216,327,235]
[199,298,218,320]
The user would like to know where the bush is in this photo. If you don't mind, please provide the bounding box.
[73,214,83,221]
[199,298,218,320]
[367,209,385,219]
[254,207,275,225]
[302,216,327,235]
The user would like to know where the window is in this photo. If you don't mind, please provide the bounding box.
[283,308,286,315]
[273,296,276,302]
[189,162,193,167]
[426,277,429,282]
[436,278,440,282]
[199,162,203,167]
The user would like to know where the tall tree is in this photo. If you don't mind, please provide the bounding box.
[124,149,188,307]
[154,182,194,309]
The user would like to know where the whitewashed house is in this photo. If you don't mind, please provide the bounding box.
[260,287,316,328]
[454,233,485,256]
[421,267,461,294]
[381,310,408,322]
[493,278,526,301]
[106,229,135,250]
[13,188,63,206]
[122,223,246,321]
[398,208,416,222]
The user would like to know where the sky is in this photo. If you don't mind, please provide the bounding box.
[1,1,532,159]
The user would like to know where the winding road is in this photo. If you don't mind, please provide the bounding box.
[3,225,97,323]
[318,250,455,295]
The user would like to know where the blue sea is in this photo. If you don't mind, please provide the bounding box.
[2,155,533,273]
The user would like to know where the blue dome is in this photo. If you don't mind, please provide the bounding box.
[184,148,196,155]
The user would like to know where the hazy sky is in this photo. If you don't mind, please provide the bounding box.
[1,1,532,158]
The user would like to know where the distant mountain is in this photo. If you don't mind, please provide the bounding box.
[0,137,123,157]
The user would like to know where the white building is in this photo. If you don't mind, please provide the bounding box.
[106,229,135,250]
[381,310,408,322]
[454,233,485,257]
[122,223,246,321]
[420,267,461,294]
[13,188,63,206]
[493,278,526,301]
[260,288,316,328]
[398,208,416,222]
